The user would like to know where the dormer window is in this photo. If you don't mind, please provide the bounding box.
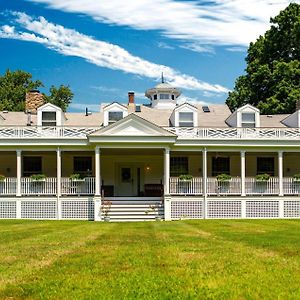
[42,111,56,126]
[179,112,194,127]
[160,94,169,100]
[241,112,255,128]
[109,111,123,125]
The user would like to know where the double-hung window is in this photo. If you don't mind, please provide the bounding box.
[241,112,255,128]
[23,156,42,176]
[212,157,230,176]
[73,157,92,177]
[42,112,56,126]
[108,111,123,125]
[257,157,274,176]
[170,157,188,176]
[179,112,194,127]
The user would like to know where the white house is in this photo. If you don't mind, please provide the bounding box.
[0,82,300,221]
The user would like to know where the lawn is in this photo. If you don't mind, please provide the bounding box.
[1,219,300,299]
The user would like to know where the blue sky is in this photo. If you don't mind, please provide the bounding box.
[0,0,297,112]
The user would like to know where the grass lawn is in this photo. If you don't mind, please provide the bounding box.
[1,220,300,299]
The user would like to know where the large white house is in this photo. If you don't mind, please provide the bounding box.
[1,82,300,221]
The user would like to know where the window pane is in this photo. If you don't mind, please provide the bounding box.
[42,112,56,121]
[23,156,42,176]
[73,157,92,176]
[242,113,255,122]
[108,111,123,122]
[179,122,194,127]
[257,157,274,176]
[241,122,255,128]
[212,157,230,176]
[179,112,193,122]
[159,94,169,99]
[170,157,188,176]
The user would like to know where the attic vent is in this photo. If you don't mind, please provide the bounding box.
[135,105,141,113]
[202,106,210,112]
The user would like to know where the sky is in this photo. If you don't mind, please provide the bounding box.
[0,0,298,112]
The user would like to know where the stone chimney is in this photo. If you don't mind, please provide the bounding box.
[296,100,300,111]
[25,90,45,114]
[128,92,135,105]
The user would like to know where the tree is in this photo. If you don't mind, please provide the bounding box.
[226,3,300,114]
[0,69,73,111]
[0,69,43,111]
[45,85,73,112]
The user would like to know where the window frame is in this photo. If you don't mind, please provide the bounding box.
[42,111,57,127]
[170,157,189,176]
[73,156,92,177]
[257,157,274,176]
[212,157,230,176]
[241,112,256,128]
[108,111,123,125]
[178,112,194,127]
[23,156,42,177]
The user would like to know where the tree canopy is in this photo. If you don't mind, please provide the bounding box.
[0,69,73,112]
[226,3,300,114]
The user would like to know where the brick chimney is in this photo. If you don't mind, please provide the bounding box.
[25,90,45,114]
[128,92,135,105]
[296,100,300,111]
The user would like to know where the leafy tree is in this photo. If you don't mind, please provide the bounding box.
[226,3,300,114]
[0,69,73,111]
[45,85,73,112]
[0,69,42,111]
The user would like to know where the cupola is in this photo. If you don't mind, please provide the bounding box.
[145,75,181,109]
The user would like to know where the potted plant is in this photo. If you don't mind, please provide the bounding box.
[101,199,112,222]
[30,174,46,182]
[69,173,85,182]
[178,174,193,193]
[178,174,193,182]
[216,173,231,193]
[293,174,300,182]
[216,174,232,182]
[255,173,270,182]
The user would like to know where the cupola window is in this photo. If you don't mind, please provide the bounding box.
[179,112,194,127]
[159,94,170,100]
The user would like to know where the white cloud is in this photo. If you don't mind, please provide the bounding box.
[157,42,174,50]
[180,43,214,54]
[177,95,209,106]
[26,0,295,47]
[1,25,15,34]
[0,12,229,94]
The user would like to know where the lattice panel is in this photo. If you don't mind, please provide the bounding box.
[61,200,94,220]
[171,201,203,219]
[21,201,57,219]
[284,201,300,218]
[207,201,242,219]
[246,201,279,218]
[0,201,17,219]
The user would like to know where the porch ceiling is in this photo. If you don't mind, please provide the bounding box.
[100,148,163,155]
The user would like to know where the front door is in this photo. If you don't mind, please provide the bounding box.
[117,164,140,196]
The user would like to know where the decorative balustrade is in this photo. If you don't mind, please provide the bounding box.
[0,126,99,139]
[245,177,279,195]
[207,177,241,195]
[164,127,300,140]
[170,177,202,194]
[61,177,95,195]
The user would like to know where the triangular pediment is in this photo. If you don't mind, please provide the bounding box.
[89,113,176,137]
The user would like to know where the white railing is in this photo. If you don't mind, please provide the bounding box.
[170,177,202,194]
[0,126,100,139]
[61,177,95,195]
[164,127,300,140]
[283,177,300,195]
[0,178,17,195]
[245,177,279,195]
[21,177,57,195]
[207,177,241,195]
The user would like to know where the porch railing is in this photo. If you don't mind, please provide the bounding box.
[245,177,279,195]
[170,177,202,194]
[21,177,57,195]
[283,177,300,195]
[207,177,241,195]
[164,127,300,140]
[61,177,95,195]
[0,178,17,195]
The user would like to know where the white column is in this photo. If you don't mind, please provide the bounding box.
[241,151,246,196]
[56,147,61,197]
[16,149,22,197]
[202,148,207,219]
[278,151,283,196]
[95,146,101,196]
[164,148,170,195]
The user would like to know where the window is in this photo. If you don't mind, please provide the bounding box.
[73,157,92,176]
[170,157,188,176]
[179,112,194,127]
[257,157,274,176]
[42,112,56,126]
[108,111,123,125]
[212,157,230,176]
[159,94,169,100]
[241,112,255,128]
[23,156,42,176]
[171,95,175,100]
[153,94,157,100]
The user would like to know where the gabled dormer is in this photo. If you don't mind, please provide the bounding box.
[282,110,300,128]
[103,102,128,126]
[37,103,64,126]
[226,104,260,128]
[170,103,198,127]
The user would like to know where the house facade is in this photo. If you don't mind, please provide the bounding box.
[1,84,300,221]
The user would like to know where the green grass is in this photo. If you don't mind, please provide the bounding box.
[1,219,300,299]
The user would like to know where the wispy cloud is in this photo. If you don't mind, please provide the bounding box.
[157,41,174,50]
[180,43,214,54]
[0,12,228,94]
[26,0,293,47]
[177,95,209,106]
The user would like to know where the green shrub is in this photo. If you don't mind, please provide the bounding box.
[0,174,5,182]
[69,173,84,180]
[30,174,46,181]
[216,174,232,182]
[293,174,300,181]
[256,174,270,181]
[178,174,193,181]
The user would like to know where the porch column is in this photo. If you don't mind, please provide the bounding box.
[278,151,283,196]
[16,149,22,197]
[241,151,246,196]
[56,147,61,197]
[95,146,101,196]
[164,148,170,194]
[202,148,207,219]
